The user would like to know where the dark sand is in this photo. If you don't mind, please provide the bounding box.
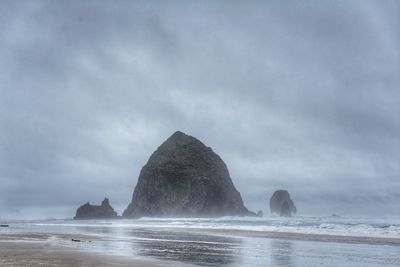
[0,234,163,267]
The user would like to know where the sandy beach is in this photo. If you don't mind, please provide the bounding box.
[0,234,163,267]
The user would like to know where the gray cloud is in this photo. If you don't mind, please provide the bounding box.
[1,0,399,218]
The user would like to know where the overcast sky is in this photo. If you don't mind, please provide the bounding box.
[1,1,399,219]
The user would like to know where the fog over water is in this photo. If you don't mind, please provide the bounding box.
[0,1,399,219]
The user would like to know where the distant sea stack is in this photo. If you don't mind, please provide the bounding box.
[74,198,118,219]
[269,190,297,217]
[123,131,253,218]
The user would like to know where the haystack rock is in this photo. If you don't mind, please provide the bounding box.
[74,198,118,219]
[123,131,253,218]
[269,190,297,217]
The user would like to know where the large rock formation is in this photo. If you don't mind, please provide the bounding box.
[269,190,297,217]
[74,198,118,220]
[123,131,253,218]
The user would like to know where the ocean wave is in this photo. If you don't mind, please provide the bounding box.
[2,215,397,241]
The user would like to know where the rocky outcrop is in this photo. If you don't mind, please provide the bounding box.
[74,198,118,219]
[123,131,253,218]
[269,190,297,217]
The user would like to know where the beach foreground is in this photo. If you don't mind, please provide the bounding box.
[0,237,163,267]
[0,243,159,267]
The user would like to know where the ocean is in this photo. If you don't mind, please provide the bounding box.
[1,215,400,266]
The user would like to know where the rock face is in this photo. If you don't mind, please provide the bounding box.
[74,198,118,220]
[123,131,253,218]
[269,190,297,217]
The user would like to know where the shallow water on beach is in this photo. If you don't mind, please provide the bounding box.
[1,216,400,266]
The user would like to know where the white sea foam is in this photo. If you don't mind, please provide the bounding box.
[7,215,398,240]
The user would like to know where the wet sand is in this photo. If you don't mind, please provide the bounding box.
[0,234,163,267]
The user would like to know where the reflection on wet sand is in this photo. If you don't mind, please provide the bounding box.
[60,224,400,267]
[76,226,113,235]
[271,239,293,267]
[131,228,241,266]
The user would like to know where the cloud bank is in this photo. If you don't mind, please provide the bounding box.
[1,1,399,218]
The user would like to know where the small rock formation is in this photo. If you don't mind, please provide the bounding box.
[123,131,253,218]
[256,210,264,217]
[74,198,118,220]
[269,190,297,217]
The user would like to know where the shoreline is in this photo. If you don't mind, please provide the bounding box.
[2,223,400,246]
